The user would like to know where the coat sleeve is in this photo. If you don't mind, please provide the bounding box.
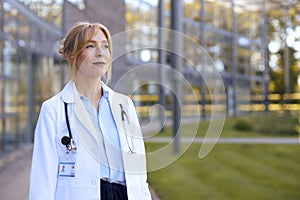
[29,101,59,200]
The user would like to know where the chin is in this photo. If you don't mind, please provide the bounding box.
[95,71,107,78]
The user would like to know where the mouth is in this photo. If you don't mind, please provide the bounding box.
[93,61,106,66]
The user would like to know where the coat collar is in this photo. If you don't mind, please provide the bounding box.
[60,81,74,103]
[60,80,115,104]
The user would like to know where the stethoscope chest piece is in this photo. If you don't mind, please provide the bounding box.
[61,136,77,153]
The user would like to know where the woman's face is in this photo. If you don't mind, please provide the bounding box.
[76,30,110,79]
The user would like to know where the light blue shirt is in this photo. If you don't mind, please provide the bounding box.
[80,87,126,185]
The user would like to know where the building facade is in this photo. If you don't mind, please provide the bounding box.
[1,0,298,154]
[0,0,126,154]
[0,0,63,152]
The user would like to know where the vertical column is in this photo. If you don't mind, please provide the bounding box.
[158,0,166,132]
[61,0,67,85]
[284,7,291,104]
[16,11,21,146]
[62,0,67,35]
[200,0,206,119]
[27,53,35,142]
[171,0,182,153]
[0,0,4,151]
[16,50,21,146]
[231,0,237,117]
[0,0,3,37]
[261,0,269,111]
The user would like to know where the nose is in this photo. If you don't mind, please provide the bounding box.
[96,43,109,57]
[95,45,104,57]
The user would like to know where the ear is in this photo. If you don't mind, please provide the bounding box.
[65,52,73,63]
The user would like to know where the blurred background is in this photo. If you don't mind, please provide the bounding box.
[0,0,299,199]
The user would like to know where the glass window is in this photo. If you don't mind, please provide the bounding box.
[35,55,54,102]
[28,24,56,54]
[18,49,28,143]
[0,0,64,153]
[0,117,3,152]
[3,116,18,150]
[4,80,18,113]
[19,0,63,27]
[29,23,38,49]
[3,41,17,77]
[3,2,18,41]
[0,81,3,114]
[18,50,28,109]
[0,2,3,31]
[18,14,30,47]
[0,40,3,73]
[19,112,29,142]
[237,47,252,74]
[53,57,66,93]
[67,0,86,10]
[125,0,158,64]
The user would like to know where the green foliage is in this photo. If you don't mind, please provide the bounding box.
[268,5,300,94]
[157,111,299,137]
[233,119,253,131]
[241,111,298,135]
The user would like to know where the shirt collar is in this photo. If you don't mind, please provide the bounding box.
[78,86,109,100]
[102,85,110,100]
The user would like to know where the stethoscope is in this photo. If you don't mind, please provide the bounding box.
[61,102,135,154]
[61,102,77,153]
[119,104,135,154]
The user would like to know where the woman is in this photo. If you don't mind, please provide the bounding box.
[29,22,152,200]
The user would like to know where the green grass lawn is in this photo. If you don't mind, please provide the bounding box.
[146,143,300,200]
[146,111,300,199]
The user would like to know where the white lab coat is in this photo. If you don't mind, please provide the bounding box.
[29,81,152,200]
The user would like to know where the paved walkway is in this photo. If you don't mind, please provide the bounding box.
[0,144,32,200]
[145,136,299,144]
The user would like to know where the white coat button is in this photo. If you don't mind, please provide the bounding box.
[91,179,97,185]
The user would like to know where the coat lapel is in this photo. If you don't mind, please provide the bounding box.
[109,92,145,184]
[61,81,102,162]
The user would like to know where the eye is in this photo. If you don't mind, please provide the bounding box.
[86,44,94,49]
[102,44,109,49]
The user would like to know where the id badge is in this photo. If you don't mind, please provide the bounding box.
[59,162,76,177]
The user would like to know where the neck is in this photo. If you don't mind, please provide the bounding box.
[75,76,102,109]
